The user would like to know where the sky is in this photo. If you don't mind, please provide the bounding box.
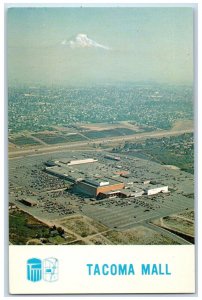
[7,7,193,86]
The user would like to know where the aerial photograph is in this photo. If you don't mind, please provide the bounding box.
[8,7,194,245]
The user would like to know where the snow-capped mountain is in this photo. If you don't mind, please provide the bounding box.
[61,33,111,50]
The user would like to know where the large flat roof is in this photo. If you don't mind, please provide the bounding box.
[143,184,168,190]
[83,177,124,187]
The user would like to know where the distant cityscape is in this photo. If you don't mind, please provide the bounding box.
[8,84,193,134]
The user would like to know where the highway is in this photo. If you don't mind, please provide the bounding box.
[9,127,193,159]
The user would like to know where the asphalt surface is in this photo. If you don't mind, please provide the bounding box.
[9,148,194,245]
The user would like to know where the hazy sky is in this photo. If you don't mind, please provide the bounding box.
[7,7,193,86]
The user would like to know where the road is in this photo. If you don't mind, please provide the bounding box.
[144,222,191,245]
[9,127,193,159]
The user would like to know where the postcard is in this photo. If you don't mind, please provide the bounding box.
[7,4,195,294]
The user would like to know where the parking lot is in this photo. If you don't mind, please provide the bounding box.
[81,193,193,229]
[9,150,194,229]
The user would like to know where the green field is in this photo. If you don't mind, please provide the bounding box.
[9,209,75,245]
[32,133,87,144]
[9,136,41,146]
[83,128,136,139]
[9,209,50,244]
[32,133,68,144]
[62,134,88,142]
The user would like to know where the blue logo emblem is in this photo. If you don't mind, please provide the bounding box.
[27,258,42,282]
[27,257,58,282]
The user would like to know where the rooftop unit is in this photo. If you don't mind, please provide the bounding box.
[67,158,98,166]
[19,198,37,207]
[104,155,121,161]
[84,178,109,187]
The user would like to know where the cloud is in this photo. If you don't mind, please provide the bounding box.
[61,33,111,50]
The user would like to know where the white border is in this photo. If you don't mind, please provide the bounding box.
[1,1,201,299]
[9,245,195,294]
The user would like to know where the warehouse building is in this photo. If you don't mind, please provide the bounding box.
[44,166,79,182]
[121,186,145,198]
[44,156,169,200]
[104,155,121,161]
[73,177,125,198]
[57,158,98,166]
[19,198,37,207]
[144,184,169,196]
[98,187,144,200]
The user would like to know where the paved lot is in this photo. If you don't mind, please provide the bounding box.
[81,194,193,229]
[9,150,194,232]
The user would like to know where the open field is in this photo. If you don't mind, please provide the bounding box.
[68,240,88,245]
[163,216,194,236]
[32,133,68,144]
[9,121,143,148]
[78,121,141,131]
[102,226,180,245]
[32,132,88,144]
[151,213,194,237]
[9,127,194,160]
[9,136,41,146]
[172,120,194,131]
[83,128,137,139]
[88,234,113,245]
[178,210,194,221]
[58,215,108,238]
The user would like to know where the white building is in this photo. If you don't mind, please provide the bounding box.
[144,185,168,196]
[67,158,98,166]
